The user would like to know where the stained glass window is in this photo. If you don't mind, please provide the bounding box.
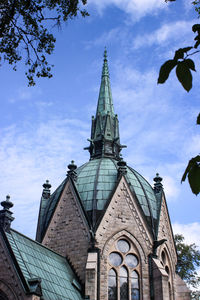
[117,239,130,253]
[109,252,122,266]
[108,238,140,300]
[120,266,128,300]
[108,269,117,300]
[125,254,138,268]
[131,271,139,300]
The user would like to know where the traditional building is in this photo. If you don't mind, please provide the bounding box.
[0,51,190,300]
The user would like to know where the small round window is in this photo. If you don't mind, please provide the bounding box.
[117,239,130,253]
[109,252,122,266]
[125,254,138,268]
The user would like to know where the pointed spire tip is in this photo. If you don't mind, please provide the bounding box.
[104,47,107,61]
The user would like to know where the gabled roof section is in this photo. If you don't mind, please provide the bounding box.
[6,229,83,300]
[36,178,67,242]
[36,180,52,242]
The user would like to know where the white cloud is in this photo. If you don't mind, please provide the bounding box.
[185,134,200,156]
[173,222,200,248]
[133,20,194,49]
[8,86,42,103]
[0,118,89,238]
[89,0,166,20]
[85,27,123,49]
[162,176,181,200]
[108,62,198,203]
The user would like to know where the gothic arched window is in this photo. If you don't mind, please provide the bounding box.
[161,249,173,300]
[108,238,140,300]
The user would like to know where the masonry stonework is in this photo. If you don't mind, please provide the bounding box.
[42,180,90,283]
[95,177,153,300]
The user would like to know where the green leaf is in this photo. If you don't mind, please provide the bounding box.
[182,156,200,195]
[197,113,200,124]
[184,59,196,71]
[181,46,193,53]
[192,24,200,33]
[174,49,184,60]
[188,164,200,195]
[157,59,177,84]
[173,48,192,61]
[176,61,192,92]
[194,39,200,49]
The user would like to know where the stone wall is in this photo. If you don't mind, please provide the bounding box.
[42,180,90,283]
[94,177,153,300]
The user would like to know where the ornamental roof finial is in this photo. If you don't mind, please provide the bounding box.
[0,195,14,232]
[67,160,77,181]
[104,47,107,60]
[42,180,51,199]
[153,173,163,193]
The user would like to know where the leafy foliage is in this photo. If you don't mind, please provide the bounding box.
[175,234,200,290]
[158,47,196,92]
[159,0,200,195]
[157,60,177,83]
[197,113,200,124]
[0,0,88,85]
[182,156,200,195]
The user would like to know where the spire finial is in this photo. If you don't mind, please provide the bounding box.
[67,160,77,181]
[102,48,109,78]
[104,47,107,61]
[0,195,14,232]
[153,173,163,193]
[42,179,51,199]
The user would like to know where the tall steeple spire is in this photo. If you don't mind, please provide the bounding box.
[96,48,114,117]
[85,49,126,160]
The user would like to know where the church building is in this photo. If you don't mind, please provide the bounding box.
[0,51,190,300]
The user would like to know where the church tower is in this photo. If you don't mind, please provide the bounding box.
[35,50,190,300]
[0,51,190,300]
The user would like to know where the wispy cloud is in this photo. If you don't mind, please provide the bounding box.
[132,20,194,49]
[85,27,125,49]
[109,62,197,202]
[89,0,167,20]
[0,118,89,237]
[173,222,200,248]
[8,87,42,103]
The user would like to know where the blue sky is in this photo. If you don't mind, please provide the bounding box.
[0,0,200,247]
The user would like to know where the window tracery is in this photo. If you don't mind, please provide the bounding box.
[108,238,140,300]
[161,249,173,300]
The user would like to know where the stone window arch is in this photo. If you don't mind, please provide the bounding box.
[108,238,140,300]
[160,248,173,299]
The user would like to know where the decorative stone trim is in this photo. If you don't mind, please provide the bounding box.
[157,195,176,266]
[121,182,152,251]
[102,230,147,265]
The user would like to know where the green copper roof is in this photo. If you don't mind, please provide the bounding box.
[6,229,83,300]
[96,49,115,117]
[75,158,158,221]
[75,158,117,211]
[37,157,158,238]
